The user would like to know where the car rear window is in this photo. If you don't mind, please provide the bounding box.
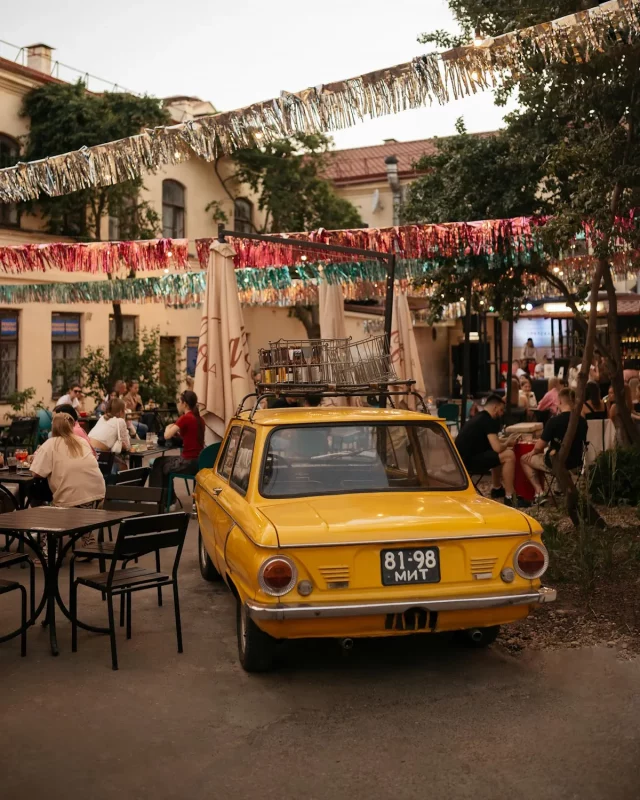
[261,423,467,498]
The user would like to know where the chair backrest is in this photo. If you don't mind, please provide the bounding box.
[104,485,163,515]
[0,483,17,513]
[110,512,189,581]
[110,466,149,487]
[437,403,460,423]
[97,451,115,477]
[198,442,221,470]
[6,417,39,449]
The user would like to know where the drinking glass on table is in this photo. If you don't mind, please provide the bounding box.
[7,455,17,471]
[15,448,28,467]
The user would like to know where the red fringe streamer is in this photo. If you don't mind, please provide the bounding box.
[0,238,190,274]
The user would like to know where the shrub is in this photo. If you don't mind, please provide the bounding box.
[589,447,640,506]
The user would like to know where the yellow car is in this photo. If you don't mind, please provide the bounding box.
[195,405,555,671]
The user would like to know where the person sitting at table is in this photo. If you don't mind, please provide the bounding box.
[537,377,561,416]
[519,377,537,410]
[52,404,96,455]
[455,394,519,507]
[149,390,205,507]
[30,411,105,548]
[582,382,607,420]
[609,384,640,442]
[57,383,83,410]
[123,380,148,440]
[510,378,528,411]
[511,360,527,378]
[88,398,132,456]
[521,388,588,505]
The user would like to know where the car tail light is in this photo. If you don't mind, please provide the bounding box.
[259,557,297,596]
[514,542,549,579]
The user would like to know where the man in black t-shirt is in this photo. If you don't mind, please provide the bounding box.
[455,395,519,505]
[521,387,588,503]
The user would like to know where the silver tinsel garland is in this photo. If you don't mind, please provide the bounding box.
[0,0,639,203]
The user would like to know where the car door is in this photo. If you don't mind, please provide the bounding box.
[215,427,257,577]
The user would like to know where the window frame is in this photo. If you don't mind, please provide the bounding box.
[0,309,19,401]
[0,134,20,227]
[229,427,257,497]
[109,314,138,346]
[233,198,253,234]
[217,425,242,481]
[51,312,82,399]
[162,179,186,239]
[258,421,469,499]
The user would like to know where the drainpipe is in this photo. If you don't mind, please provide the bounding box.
[384,155,402,226]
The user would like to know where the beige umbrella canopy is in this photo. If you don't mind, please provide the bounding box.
[318,280,348,340]
[391,290,426,409]
[194,241,253,441]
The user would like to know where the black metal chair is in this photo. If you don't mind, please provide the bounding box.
[71,512,189,670]
[70,486,165,604]
[0,483,19,551]
[97,451,115,477]
[0,578,27,657]
[107,467,149,487]
[1,417,39,453]
[0,549,35,624]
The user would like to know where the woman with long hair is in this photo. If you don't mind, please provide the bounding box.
[582,382,607,420]
[149,390,205,506]
[88,398,132,454]
[30,411,105,514]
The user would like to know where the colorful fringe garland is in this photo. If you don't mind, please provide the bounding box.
[1,0,640,203]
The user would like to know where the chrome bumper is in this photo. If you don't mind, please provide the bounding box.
[246,587,557,621]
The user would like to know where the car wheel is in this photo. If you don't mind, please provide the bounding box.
[198,530,222,582]
[456,625,501,648]
[236,599,276,672]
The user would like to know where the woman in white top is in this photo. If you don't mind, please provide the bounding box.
[519,377,538,410]
[89,398,131,453]
[31,412,105,510]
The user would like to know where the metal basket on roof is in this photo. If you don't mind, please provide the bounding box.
[257,335,397,392]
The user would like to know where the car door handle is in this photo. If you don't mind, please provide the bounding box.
[211,487,223,496]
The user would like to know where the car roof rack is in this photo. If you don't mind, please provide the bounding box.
[235,380,428,422]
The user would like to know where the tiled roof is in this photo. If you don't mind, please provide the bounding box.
[324,132,496,185]
[0,56,64,86]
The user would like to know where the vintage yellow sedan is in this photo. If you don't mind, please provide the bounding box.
[195,406,555,671]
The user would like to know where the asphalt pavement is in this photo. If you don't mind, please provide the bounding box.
[1,504,639,800]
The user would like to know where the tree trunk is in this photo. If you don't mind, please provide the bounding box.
[460,283,472,426]
[505,315,514,418]
[602,262,640,446]
[291,305,320,339]
[553,259,605,527]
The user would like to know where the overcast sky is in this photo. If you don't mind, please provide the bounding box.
[2,0,516,150]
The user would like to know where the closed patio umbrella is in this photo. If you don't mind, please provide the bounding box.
[319,279,348,340]
[391,290,426,409]
[194,241,253,441]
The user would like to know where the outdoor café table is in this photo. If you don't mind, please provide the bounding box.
[0,469,36,509]
[0,507,141,656]
[128,444,174,469]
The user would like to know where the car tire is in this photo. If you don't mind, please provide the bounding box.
[236,599,276,672]
[198,530,222,582]
[456,625,501,648]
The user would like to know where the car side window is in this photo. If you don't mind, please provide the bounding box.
[218,426,242,480]
[230,428,256,496]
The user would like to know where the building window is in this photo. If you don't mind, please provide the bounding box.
[186,336,199,377]
[108,215,120,241]
[0,311,19,400]
[109,314,137,345]
[234,198,253,233]
[0,135,19,227]
[162,180,185,238]
[52,313,81,397]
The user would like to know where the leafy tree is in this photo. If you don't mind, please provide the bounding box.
[227,133,363,233]
[20,82,170,339]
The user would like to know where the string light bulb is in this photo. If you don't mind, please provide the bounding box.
[473,29,484,46]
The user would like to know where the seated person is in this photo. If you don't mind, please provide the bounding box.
[582,381,607,420]
[519,377,537,410]
[455,394,519,507]
[52,404,96,455]
[521,388,588,504]
[89,398,132,453]
[123,380,148,440]
[537,377,561,415]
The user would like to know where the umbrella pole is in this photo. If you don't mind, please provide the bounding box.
[506,314,514,417]
[380,253,397,409]
[461,283,472,427]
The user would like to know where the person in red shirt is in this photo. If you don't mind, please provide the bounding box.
[149,390,205,505]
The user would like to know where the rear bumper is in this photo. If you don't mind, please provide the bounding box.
[246,586,557,621]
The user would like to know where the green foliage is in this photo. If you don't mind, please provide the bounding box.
[590,447,640,506]
[20,81,169,240]
[4,387,46,420]
[80,328,183,406]
[205,199,229,226]
[403,119,542,224]
[230,133,363,232]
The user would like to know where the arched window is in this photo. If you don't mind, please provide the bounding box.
[234,198,253,234]
[162,180,185,238]
[0,135,19,227]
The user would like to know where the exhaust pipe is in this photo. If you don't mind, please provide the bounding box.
[341,638,354,651]
[469,629,484,643]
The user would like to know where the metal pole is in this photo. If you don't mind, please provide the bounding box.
[461,283,472,427]
[494,317,501,390]
[383,253,396,355]
[506,314,514,417]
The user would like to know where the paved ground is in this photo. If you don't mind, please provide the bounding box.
[1,499,639,800]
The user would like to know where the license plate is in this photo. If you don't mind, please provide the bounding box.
[380,547,441,586]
